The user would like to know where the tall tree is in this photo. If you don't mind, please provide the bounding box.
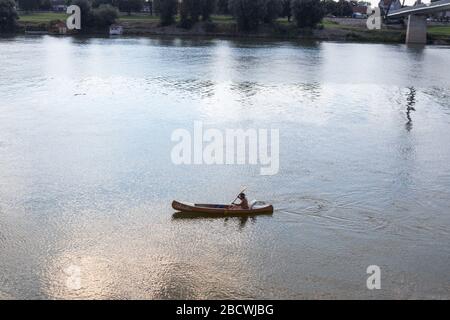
[228,0,267,31]
[118,0,144,15]
[39,0,52,10]
[153,0,160,14]
[19,0,40,12]
[335,0,353,17]
[322,0,337,15]
[281,0,292,21]
[158,0,177,26]
[216,0,229,14]
[92,4,119,27]
[0,0,18,32]
[263,0,282,24]
[291,0,324,28]
[179,0,202,25]
[201,0,216,21]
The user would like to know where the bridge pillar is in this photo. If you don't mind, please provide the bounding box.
[405,14,427,44]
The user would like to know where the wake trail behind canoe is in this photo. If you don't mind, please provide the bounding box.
[275,193,391,234]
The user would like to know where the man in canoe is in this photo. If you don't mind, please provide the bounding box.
[231,193,249,210]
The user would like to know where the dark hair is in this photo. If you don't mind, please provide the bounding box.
[239,193,246,198]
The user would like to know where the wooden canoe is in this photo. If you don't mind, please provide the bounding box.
[172,200,274,215]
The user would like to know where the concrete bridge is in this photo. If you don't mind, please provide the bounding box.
[387,0,450,44]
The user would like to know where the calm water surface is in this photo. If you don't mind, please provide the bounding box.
[0,36,449,299]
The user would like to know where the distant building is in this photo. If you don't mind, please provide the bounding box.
[49,21,67,34]
[378,0,402,15]
[353,5,368,14]
[352,4,368,18]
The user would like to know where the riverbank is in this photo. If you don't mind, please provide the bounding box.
[13,12,450,45]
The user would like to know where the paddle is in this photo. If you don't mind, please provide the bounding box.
[231,187,247,205]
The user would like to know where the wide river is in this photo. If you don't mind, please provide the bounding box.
[0,36,449,299]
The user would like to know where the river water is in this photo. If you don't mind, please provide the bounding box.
[0,36,449,299]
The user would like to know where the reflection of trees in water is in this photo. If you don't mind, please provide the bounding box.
[405,87,416,131]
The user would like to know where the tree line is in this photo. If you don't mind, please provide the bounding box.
[155,0,363,30]
[1,0,366,33]
[16,0,145,15]
[156,0,326,29]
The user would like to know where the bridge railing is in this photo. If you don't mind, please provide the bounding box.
[388,0,450,18]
